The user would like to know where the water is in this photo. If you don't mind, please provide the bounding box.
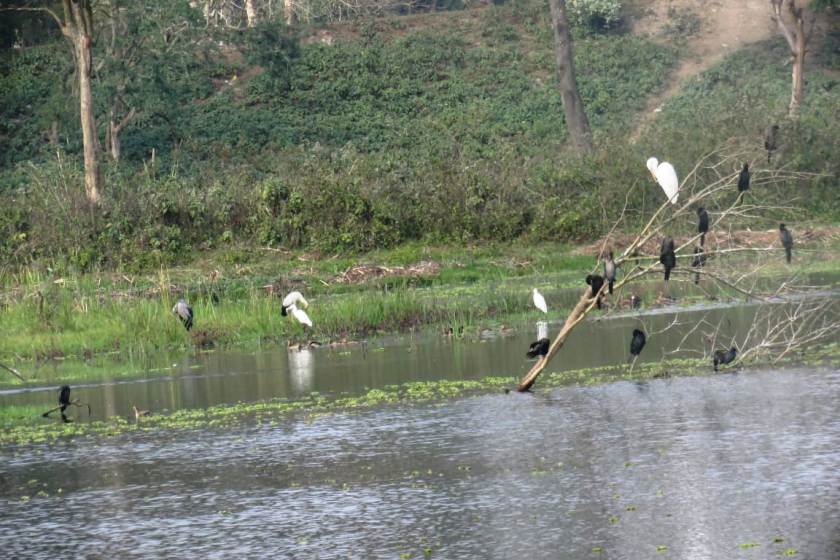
[0,295,812,421]
[1,366,839,558]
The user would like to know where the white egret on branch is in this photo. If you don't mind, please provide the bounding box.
[646,157,680,204]
[532,288,548,314]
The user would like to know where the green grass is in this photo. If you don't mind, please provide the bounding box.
[1,239,838,387]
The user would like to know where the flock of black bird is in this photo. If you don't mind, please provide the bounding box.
[527,139,796,378]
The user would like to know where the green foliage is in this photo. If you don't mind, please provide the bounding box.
[567,0,623,31]
[0,0,837,268]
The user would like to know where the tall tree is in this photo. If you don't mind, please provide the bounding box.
[770,0,837,119]
[3,0,102,203]
[548,0,592,153]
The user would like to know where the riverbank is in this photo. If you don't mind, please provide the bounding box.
[1,237,839,388]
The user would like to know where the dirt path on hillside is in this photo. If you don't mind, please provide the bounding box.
[628,0,775,140]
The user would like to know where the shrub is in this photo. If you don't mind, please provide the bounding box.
[567,0,623,31]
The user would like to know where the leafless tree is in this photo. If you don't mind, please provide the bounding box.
[518,147,829,391]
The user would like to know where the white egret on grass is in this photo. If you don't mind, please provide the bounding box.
[532,288,548,314]
[281,291,313,327]
[289,304,313,327]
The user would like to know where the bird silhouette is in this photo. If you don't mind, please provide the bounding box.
[713,346,737,371]
[526,338,550,359]
[630,329,646,358]
[696,207,709,247]
[604,251,617,294]
[738,163,750,193]
[692,246,706,285]
[659,237,676,281]
[585,274,605,309]
[765,124,779,163]
[779,223,793,263]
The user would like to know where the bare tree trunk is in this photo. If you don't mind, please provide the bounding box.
[65,0,101,204]
[245,0,258,27]
[548,0,593,154]
[108,105,135,162]
[771,0,808,119]
[284,0,295,25]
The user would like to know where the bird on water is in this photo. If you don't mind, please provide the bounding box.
[713,346,737,371]
[779,223,793,264]
[172,299,194,331]
[659,237,676,282]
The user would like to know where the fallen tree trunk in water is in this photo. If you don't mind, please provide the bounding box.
[518,289,596,392]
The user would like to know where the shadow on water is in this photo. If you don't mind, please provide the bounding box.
[3,287,839,423]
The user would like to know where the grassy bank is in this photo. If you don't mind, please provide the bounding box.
[1,239,839,387]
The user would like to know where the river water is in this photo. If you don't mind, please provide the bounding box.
[2,291,840,558]
[1,365,839,558]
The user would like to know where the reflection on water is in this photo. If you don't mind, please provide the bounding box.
[2,293,838,423]
[1,367,838,558]
[287,348,315,395]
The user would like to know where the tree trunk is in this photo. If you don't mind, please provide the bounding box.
[284,0,295,25]
[74,28,101,204]
[771,0,808,120]
[548,0,593,153]
[789,11,805,118]
[245,0,258,27]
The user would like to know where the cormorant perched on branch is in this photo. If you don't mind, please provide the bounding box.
[630,329,646,358]
[765,124,779,163]
[692,246,706,285]
[604,251,617,295]
[696,207,709,246]
[713,346,737,371]
[659,237,676,281]
[738,163,750,194]
[585,274,605,309]
[526,338,550,359]
[779,223,793,263]
[172,299,194,331]
[42,385,90,422]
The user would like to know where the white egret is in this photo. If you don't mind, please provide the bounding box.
[646,157,680,204]
[288,303,313,327]
[532,288,548,314]
[281,291,309,313]
[646,157,659,179]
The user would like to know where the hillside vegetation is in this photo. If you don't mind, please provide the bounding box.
[0,0,838,271]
